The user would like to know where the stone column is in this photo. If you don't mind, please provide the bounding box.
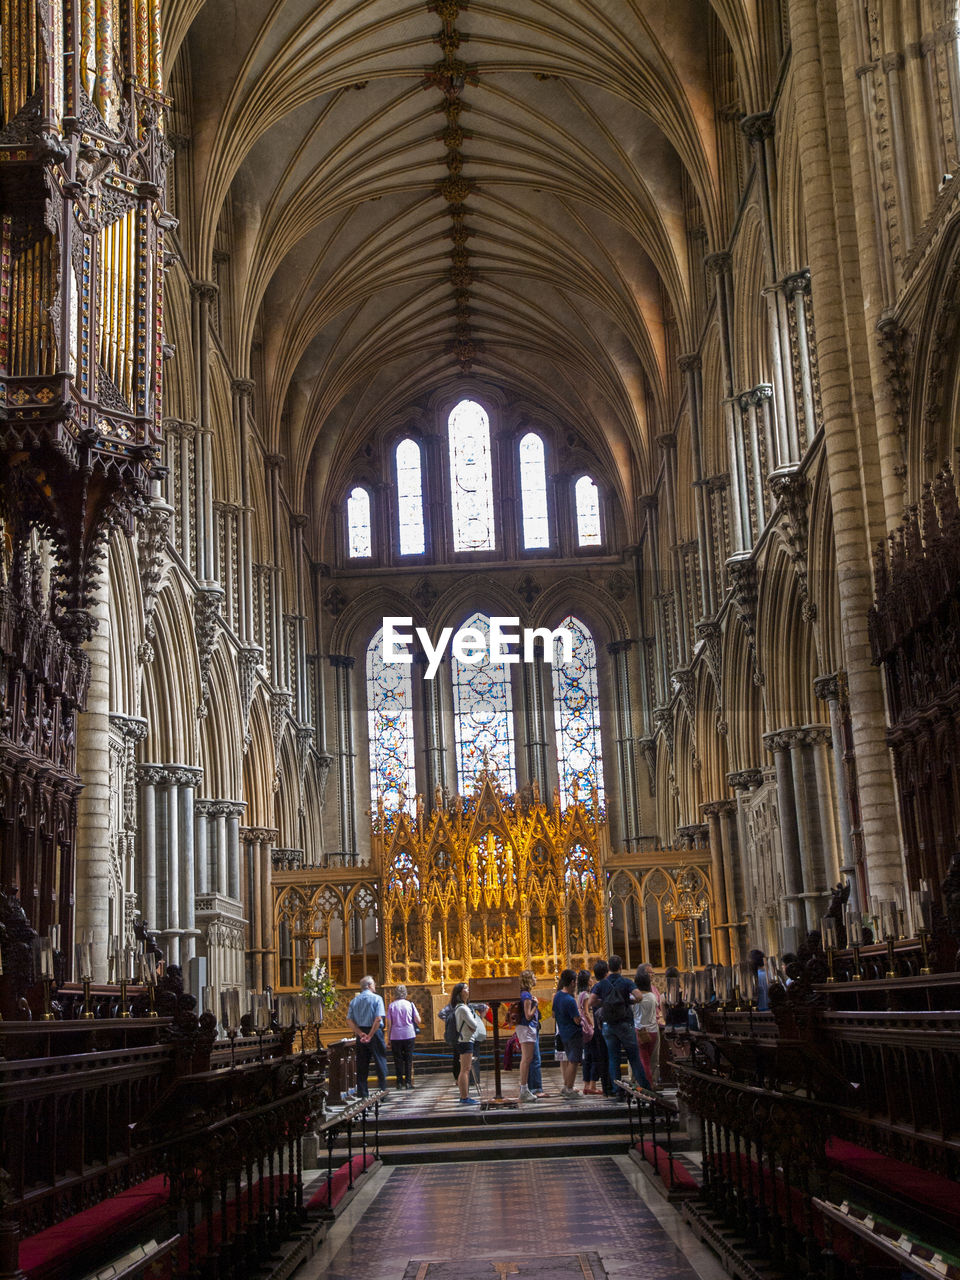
[227,803,243,901]
[232,378,256,640]
[190,281,218,583]
[215,802,229,897]
[787,0,903,900]
[521,638,549,799]
[417,650,447,800]
[764,732,806,932]
[330,654,357,854]
[137,765,165,937]
[163,770,180,966]
[608,640,640,850]
[716,801,743,963]
[75,586,111,978]
[174,766,202,973]
[701,802,730,965]
[679,351,715,617]
[194,798,210,896]
[781,270,816,458]
[706,251,748,553]
[727,768,765,950]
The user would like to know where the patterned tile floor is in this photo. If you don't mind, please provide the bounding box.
[300,1156,726,1280]
[333,1064,652,1115]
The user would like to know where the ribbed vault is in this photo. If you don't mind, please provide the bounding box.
[166,0,769,519]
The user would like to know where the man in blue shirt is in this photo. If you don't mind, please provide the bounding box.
[347,975,388,1099]
[552,969,583,1098]
[589,955,647,1093]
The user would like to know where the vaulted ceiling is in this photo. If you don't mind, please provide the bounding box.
[165,1,771,518]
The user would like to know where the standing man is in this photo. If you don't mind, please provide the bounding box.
[590,955,647,1091]
[638,962,664,1087]
[347,975,389,1100]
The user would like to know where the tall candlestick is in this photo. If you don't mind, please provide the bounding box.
[437,932,446,994]
[551,924,558,975]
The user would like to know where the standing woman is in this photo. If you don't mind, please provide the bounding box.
[451,981,482,1106]
[516,969,541,1103]
[386,984,421,1090]
[576,969,600,1094]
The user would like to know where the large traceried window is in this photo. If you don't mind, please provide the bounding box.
[552,615,604,807]
[396,438,426,555]
[347,486,372,558]
[519,431,550,549]
[366,627,416,812]
[452,612,517,792]
[574,476,602,546]
[448,399,496,551]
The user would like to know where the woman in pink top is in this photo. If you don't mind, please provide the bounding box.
[386,984,422,1089]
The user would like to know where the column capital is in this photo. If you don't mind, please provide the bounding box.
[329,653,355,670]
[677,351,701,375]
[763,728,802,753]
[190,279,218,304]
[740,111,775,144]
[136,764,170,786]
[239,826,279,844]
[704,250,732,278]
[110,713,149,743]
[656,431,677,450]
[231,377,255,397]
[780,267,811,296]
[814,671,843,703]
[727,768,763,791]
[264,452,284,470]
[797,724,833,748]
[606,638,634,657]
[702,799,738,818]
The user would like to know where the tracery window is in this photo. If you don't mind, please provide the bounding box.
[451,611,517,792]
[448,399,496,552]
[366,627,415,812]
[552,615,604,807]
[396,438,426,555]
[574,476,602,546]
[518,431,550,549]
[347,486,372,558]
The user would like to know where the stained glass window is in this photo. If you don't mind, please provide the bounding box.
[575,475,602,546]
[452,611,517,792]
[519,432,550,549]
[552,615,604,807]
[347,486,372,558]
[396,438,426,555]
[449,399,496,551]
[366,627,415,813]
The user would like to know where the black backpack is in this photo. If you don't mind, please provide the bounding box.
[601,976,630,1024]
[443,1009,459,1046]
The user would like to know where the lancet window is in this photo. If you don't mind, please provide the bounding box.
[451,612,517,792]
[575,476,602,546]
[518,432,550,549]
[449,399,496,552]
[396,438,426,555]
[366,627,416,812]
[552,615,604,807]
[347,486,372,558]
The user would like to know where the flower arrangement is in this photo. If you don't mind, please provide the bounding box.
[302,958,338,1010]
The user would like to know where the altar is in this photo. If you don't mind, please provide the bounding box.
[374,768,609,991]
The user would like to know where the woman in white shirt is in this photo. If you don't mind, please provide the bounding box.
[632,969,658,1089]
[451,981,484,1106]
[386,984,421,1090]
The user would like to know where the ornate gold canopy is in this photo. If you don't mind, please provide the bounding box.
[372,768,609,986]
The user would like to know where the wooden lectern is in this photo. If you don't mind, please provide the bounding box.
[468,977,521,1107]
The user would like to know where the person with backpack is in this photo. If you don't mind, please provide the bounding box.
[589,955,647,1093]
[514,969,541,1103]
[552,969,583,1098]
[451,981,484,1105]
